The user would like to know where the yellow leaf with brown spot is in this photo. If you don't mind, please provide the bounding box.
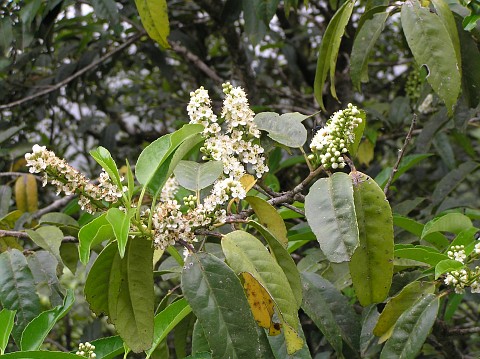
[241,272,281,336]
[283,320,304,354]
[15,174,38,213]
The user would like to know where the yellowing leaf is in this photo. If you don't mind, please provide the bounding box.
[240,174,256,193]
[283,321,304,354]
[241,272,281,336]
[356,139,374,166]
[134,0,170,49]
[15,174,38,213]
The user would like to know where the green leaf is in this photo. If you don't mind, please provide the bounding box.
[106,208,135,258]
[380,294,439,359]
[90,146,123,191]
[26,251,63,307]
[245,196,288,247]
[26,226,64,268]
[60,242,79,274]
[90,0,119,24]
[431,161,479,208]
[243,0,268,45]
[458,16,480,107]
[1,352,84,359]
[0,185,12,218]
[21,289,75,351]
[305,172,359,263]
[267,324,311,359]
[350,8,389,90]
[435,259,464,279]
[222,231,302,353]
[254,112,308,148]
[0,249,42,343]
[146,299,192,358]
[374,154,433,188]
[173,160,223,191]
[254,0,280,24]
[135,124,203,197]
[0,309,16,354]
[90,336,125,359]
[0,17,13,56]
[0,124,25,144]
[39,212,79,235]
[393,214,423,237]
[134,0,170,48]
[394,245,448,266]
[192,320,210,354]
[422,213,473,238]
[401,0,461,114]
[78,213,114,265]
[373,281,435,341]
[182,252,264,358]
[314,0,355,110]
[248,220,302,308]
[348,109,367,157]
[301,272,361,353]
[108,237,154,353]
[349,171,394,306]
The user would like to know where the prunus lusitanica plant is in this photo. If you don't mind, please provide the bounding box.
[1,0,480,358]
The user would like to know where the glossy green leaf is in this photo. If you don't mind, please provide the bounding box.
[21,289,75,351]
[450,227,478,250]
[1,352,84,359]
[350,8,389,90]
[182,252,264,358]
[78,213,114,265]
[314,0,354,110]
[0,309,16,354]
[106,208,135,258]
[422,213,473,238]
[393,214,423,236]
[373,281,435,340]
[246,196,288,247]
[432,161,479,208]
[401,0,461,114]
[192,320,210,354]
[146,298,192,358]
[248,220,302,308]
[301,272,361,353]
[349,171,394,306]
[380,294,439,359]
[374,154,433,188]
[222,231,302,352]
[90,146,123,191]
[254,112,308,148]
[435,259,464,279]
[134,0,170,48]
[90,336,125,359]
[108,237,154,353]
[305,172,359,263]
[173,160,223,191]
[394,245,448,266]
[348,109,367,157]
[135,124,203,197]
[0,249,42,343]
[267,324,312,359]
[26,226,64,268]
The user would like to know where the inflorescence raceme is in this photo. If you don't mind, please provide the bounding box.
[309,103,363,170]
[25,83,267,252]
[443,243,480,294]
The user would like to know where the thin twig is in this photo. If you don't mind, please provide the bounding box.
[0,229,77,243]
[170,41,223,83]
[448,327,480,335]
[384,114,417,196]
[0,33,143,110]
[0,172,42,181]
[31,195,75,220]
[281,203,305,216]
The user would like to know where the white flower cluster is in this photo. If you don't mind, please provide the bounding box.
[188,82,268,179]
[161,176,179,201]
[443,243,480,294]
[310,103,363,169]
[76,342,96,358]
[25,145,124,214]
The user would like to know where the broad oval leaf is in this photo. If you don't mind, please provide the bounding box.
[301,272,361,354]
[0,249,42,344]
[314,0,354,110]
[401,0,461,113]
[182,252,264,358]
[348,171,394,306]
[134,0,170,48]
[173,160,223,191]
[90,336,125,359]
[380,294,439,359]
[21,289,75,351]
[26,226,64,269]
[246,196,288,247]
[78,213,115,265]
[434,259,464,279]
[222,231,302,354]
[394,244,448,266]
[0,309,16,354]
[14,174,38,213]
[373,281,435,341]
[350,8,389,90]
[254,112,308,148]
[422,213,473,238]
[305,172,359,263]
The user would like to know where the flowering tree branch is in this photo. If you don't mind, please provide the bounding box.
[0,229,77,243]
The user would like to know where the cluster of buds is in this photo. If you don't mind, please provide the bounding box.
[309,103,363,170]
[25,145,124,214]
[76,342,96,358]
[443,243,480,294]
